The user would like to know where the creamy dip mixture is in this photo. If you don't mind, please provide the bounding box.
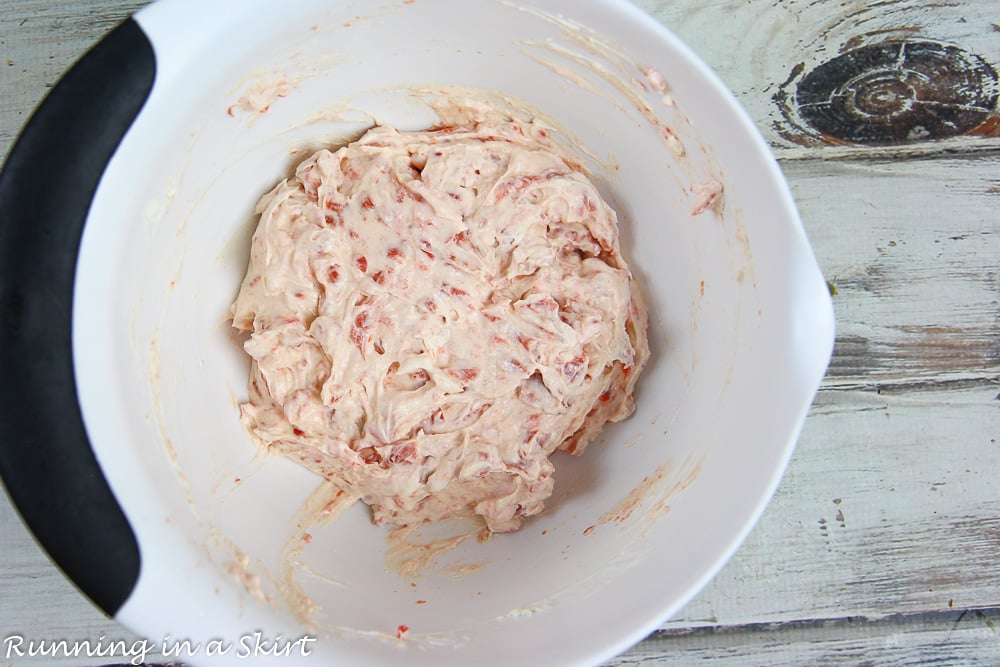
[232,102,648,533]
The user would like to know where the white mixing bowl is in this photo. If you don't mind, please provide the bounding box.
[0,1,834,665]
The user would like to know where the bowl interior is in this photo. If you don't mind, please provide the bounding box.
[72,0,832,664]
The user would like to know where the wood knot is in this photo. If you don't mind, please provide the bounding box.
[788,41,998,145]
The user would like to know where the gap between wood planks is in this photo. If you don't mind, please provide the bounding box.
[820,375,1000,395]
[647,606,1000,640]
[776,142,1000,163]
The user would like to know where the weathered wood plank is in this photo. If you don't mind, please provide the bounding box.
[666,383,1000,629]
[636,0,1000,155]
[786,155,1000,384]
[613,609,1000,666]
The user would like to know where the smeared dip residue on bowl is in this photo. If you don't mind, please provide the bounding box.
[224,0,450,123]
[597,456,702,537]
[510,1,731,223]
[278,483,476,646]
[690,178,725,216]
[226,55,342,121]
[228,75,293,117]
[277,482,358,628]
[148,333,197,513]
[511,9,686,157]
[494,538,653,623]
[384,517,489,581]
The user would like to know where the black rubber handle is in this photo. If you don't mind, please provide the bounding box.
[0,18,155,616]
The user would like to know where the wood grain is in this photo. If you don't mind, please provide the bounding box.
[614,610,1000,666]
[788,155,1000,384]
[0,1,998,666]
[669,384,1000,629]
[635,0,1000,154]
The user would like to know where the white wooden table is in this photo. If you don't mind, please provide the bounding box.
[2,1,998,665]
